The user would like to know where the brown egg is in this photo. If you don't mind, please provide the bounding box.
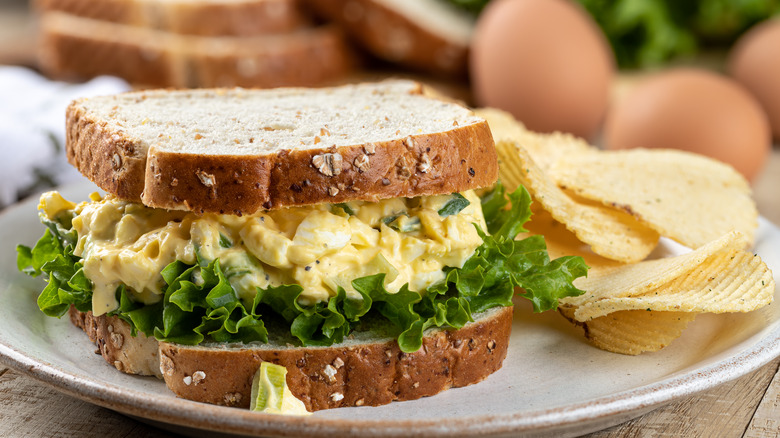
[604,68,771,181]
[470,0,614,140]
[729,19,780,140]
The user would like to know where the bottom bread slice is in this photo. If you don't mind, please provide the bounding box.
[69,305,513,411]
[69,306,162,378]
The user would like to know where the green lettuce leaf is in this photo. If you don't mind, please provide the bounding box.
[19,216,91,317]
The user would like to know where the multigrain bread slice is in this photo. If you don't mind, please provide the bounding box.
[69,306,162,378]
[68,306,513,411]
[65,80,498,214]
[305,0,473,76]
[39,12,352,88]
[34,0,309,36]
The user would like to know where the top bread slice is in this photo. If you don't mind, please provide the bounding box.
[34,0,308,36]
[66,80,498,214]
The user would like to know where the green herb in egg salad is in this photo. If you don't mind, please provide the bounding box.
[17,183,588,353]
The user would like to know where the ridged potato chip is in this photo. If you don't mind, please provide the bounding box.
[557,231,774,354]
[521,208,622,271]
[477,108,592,172]
[559,307,696,355]
[562,231,746,310]
[550,149,758,248]
[572,248,774,321]
[480,107,772,356]
[496,140,659,263]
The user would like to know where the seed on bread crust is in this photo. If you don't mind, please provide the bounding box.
[223,392,243,407]
[395,155,412,179]
[418,152,431,174]
[353,154,370,172]
[196,170,216,188]
[312,152,343,177]
[110,332,124,349]
[111,153,122,170]
[160,353,175,377]
[323,364,338,382]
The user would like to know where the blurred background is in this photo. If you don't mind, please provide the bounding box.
[0,0,778,222]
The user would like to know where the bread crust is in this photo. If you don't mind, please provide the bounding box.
[38,13,352,89]
[159,306,513,411]
[34,0,308,36]
[68,307,162,378]
[66,103,148,201]
[39,14,184,87]
[66,88,498,214]
[67,306,511,411]
[305,0,469,76]
[142,120,497,214]
[187,27,353,88]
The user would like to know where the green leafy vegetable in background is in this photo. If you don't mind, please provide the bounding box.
[445,0,780,68]
[578,0,697,67]
[444,0,490,16]
[577,0,780,67]
[18,183,587,353]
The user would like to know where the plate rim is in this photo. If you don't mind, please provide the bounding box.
[1,184,779,437]
[3,321,778,437]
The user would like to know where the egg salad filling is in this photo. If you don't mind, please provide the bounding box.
[19,183,588,353]
[41,190,486,316]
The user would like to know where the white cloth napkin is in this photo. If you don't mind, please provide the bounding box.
[0,66,130,207]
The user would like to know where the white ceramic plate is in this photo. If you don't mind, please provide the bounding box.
[1,181,779,438]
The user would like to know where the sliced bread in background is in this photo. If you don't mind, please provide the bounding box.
[305,0,474,76]
[38,12,352,88]
[34,0,309,36]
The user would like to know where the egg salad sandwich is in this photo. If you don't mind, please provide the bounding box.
[17,80,587,411]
